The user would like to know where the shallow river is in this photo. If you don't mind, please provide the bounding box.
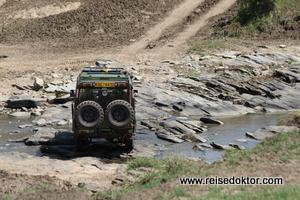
[0,112,293,162]
[136,112,293,162]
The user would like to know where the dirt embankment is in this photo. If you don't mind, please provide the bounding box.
[0,0,186,50]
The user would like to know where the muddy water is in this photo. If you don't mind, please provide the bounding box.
[0,113,293,162]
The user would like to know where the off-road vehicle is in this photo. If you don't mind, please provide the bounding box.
[71,61,136,151]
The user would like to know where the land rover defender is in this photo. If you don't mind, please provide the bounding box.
[71,62,136,151]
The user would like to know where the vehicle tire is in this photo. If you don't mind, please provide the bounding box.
[125,135,134,151]
[105,100,134,130]
[75,101,104,129]
[74,134,85,151]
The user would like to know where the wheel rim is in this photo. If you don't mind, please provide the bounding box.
[113,108,126,122]
[83,109,95,122]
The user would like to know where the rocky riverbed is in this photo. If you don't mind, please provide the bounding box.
[0,44,300,193]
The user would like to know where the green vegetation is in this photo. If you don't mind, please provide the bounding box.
[237,0,277,26]
[100,155,198,198]
[277,109,300,127]
[223,130,300,165]
[227,0,300,37]
[98,111,300,199]
[191,185,300,200]
[188,40,229,54]
[22,183,59,193]
[188,0,299,54]
[187,39,253,55]
[169,187,191,199]
[0,196,14,200]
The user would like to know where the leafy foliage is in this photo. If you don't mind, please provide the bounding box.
[237,0,277,25]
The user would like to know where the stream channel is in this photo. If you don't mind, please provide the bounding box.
[0,112,293,162]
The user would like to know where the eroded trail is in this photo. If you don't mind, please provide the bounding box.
[121,0,237,61]
[122,0,205,54]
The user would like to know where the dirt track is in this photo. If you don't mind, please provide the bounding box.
[124,0,237,61]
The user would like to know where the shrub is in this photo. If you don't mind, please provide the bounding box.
[237,0,277,25]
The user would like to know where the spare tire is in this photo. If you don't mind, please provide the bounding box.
[105,100,134,130]
[75,101,104,129]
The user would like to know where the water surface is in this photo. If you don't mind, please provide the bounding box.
[0,112,293,162]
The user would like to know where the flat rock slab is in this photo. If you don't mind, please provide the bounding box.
[156,131,184,143]
[181,133,208,143]
[210,142,234,150]
[25,127,71,146]
[160,120,196,135]
[229,143,246,150]
[10,112,31,118]
[246,125,299,140]
[0,152,125,193]
[200,118,224,125]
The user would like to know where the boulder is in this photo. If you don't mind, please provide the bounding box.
[36,118,47,127]
[7,95,47,108]
[200,118,224,125]
[10,112,31,118]
[279,44,286,48]
[33,77,44,90]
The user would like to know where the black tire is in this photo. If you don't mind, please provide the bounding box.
[74,134,85,151]
[125,135,134,150]
[75,101,104,129]
[105,100,134,130]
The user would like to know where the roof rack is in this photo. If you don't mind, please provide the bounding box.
[82,67,125,73]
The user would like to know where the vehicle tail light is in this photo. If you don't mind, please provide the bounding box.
[117,83,127,87]
[81,82,93,87]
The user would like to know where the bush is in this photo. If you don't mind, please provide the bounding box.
[237,0,277,25]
